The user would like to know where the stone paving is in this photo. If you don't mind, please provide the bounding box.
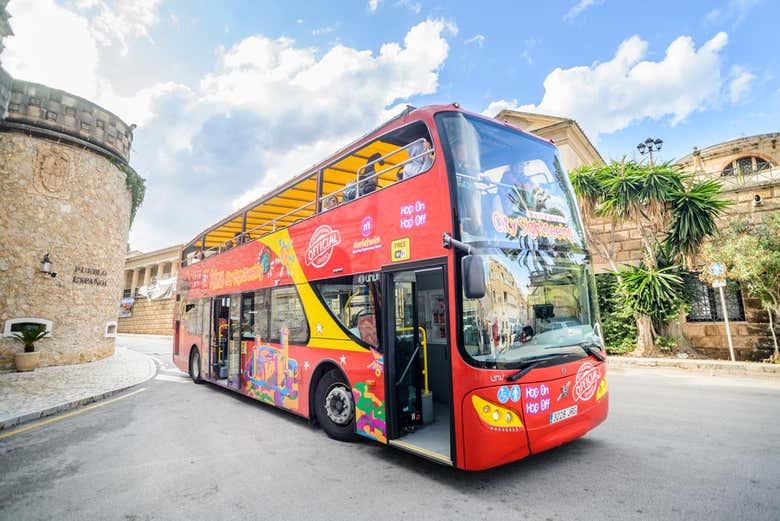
[0,346,156,430]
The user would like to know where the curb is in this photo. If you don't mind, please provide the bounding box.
[608,356,780,376]
[0,354,157,432]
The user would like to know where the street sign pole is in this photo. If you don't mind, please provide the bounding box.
[708,262,736,362]
[717,285,736,362]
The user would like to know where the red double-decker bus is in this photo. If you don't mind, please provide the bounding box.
[173,104,608,470]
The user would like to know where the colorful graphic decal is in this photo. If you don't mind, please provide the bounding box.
[595,376,608,401]
[305,225,341,268]
[574,361,602,402]
[367,349,384,377]
[524,383,551,415]
[242,327,300,410]
[472,394,523,432]
[492,211,575,243]
[272,239,297,280]
[391,237,411,262]
[353,382,387,443]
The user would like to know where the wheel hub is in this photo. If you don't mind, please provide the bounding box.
[325,385,352,425]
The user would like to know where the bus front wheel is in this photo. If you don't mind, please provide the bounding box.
[189,347,203,384]
[315,369,356,441]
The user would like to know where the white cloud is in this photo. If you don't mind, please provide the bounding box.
[4,0,170,125]
[368,0,379,12]
[485,32,731,137]
[311,23,338,36]
[464,34,485,48]
[520,37,539,65]
[396,0,422,14]
[75,0,162,55]
[728,65,755,102]
[706,0,760,26]
[563,0,603,22]
[5,0,99,99]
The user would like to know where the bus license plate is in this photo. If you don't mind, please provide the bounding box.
[549,405,578,424]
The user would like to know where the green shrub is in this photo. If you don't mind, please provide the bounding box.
[596,274,638,355]
[655,335,677,353]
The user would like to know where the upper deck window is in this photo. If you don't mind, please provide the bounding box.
[320,120,435,210]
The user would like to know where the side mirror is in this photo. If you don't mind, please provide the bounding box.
[462,254,486,299]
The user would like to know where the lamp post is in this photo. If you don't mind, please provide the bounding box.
[637,137,663,166]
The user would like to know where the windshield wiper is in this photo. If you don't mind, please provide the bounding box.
[579,342,606,362]
[506,354,568,382]
[507,360,543,382]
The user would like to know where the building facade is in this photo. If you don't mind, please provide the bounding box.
[118,245,181,336]
[495,109,779,360]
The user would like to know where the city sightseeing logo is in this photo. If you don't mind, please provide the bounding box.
[305,225,341,268]
[573,361,601,402]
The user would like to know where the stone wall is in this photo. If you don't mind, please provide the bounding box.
[118,298,174,336]
[0,132,132,368]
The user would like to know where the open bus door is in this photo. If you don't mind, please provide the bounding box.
[384,264,453,465]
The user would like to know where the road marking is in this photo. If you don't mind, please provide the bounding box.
[155,374,189,383]
[0,387,147,440]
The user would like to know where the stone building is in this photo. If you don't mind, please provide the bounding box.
[496,109,779,360]
[118,244,181,336]
[0,16,141,368]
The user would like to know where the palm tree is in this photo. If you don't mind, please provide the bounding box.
[666,179,730,269]
[11,324,48,353]
[570,158,728,354]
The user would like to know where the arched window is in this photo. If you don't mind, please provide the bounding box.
[721,156,771,177]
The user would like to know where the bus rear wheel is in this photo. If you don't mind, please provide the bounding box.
[189,348,203,384]
[315,369,356,441]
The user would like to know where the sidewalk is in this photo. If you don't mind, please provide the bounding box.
[608,356,780,376]
[0,346,156,431]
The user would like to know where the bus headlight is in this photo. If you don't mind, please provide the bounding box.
[471,394,523,431]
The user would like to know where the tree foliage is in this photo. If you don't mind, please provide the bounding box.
[595,274,637,354]
[700,214,780,358]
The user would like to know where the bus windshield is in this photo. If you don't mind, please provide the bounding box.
[437,111,600,368]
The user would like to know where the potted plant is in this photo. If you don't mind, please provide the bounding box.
[12,324,48,371]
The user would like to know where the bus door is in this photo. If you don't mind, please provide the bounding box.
[384,265,453,465]
[226,295,241,390]
[210,296,231,383]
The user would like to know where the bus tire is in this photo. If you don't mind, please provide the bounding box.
[315,369,356,441]
[189,347,203,384]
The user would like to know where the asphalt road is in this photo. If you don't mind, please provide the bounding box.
[1,337,779,521]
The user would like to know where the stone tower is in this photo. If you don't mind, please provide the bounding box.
[0,10,144,368]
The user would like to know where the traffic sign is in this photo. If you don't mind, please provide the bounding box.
[708,262,726,277]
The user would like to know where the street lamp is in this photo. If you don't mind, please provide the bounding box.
[637,137,663,164]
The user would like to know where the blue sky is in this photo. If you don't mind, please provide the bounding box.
[4,0,778,250]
